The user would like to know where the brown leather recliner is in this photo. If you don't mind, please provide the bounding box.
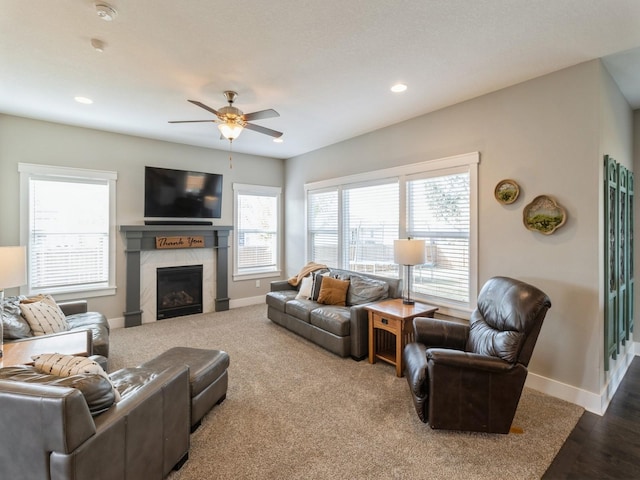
[403,276,551,433]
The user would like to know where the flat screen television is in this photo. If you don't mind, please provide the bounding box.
[144,166,223,221]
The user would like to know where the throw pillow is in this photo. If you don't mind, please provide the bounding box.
[2,295,33,339]
[19,295,69,336]
[310,271,329,301]
[295,275,314,300]
[32,353,121,402]
[317,276,350,306]
[347,275,390,305]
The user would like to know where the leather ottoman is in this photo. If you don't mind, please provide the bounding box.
[140,347,229,431]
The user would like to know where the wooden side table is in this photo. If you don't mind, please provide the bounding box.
[366,298,438,377]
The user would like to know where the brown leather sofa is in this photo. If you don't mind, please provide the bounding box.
[403,276,551,433]
[0,363,190,479]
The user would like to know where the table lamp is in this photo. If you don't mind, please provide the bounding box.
[394,238,425,305]
[0,246,27,357]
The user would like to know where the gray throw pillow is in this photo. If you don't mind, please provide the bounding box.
[347,275,389,305]
[2,295,33,339]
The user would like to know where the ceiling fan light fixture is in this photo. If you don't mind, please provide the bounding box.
[95,3,117,21]
[218,121,243,140]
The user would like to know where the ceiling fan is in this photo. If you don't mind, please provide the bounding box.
[169,91,283,142]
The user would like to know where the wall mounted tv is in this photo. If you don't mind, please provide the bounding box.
[144,166,223,222]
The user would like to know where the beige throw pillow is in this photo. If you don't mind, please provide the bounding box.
[32,353,120,402]
[19,295,69,336]
[295,275,314,300]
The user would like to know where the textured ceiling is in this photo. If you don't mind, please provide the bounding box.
[2,0,640,159]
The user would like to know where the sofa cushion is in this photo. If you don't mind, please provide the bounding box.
[1,296,32,339]
[0,365,116,416]
[347,275,389,305]
[285,298,316,322]
[310,306,351,337]
[317,276,350,306]
[32,353,120,402]
[266,290,297,312]
[19,295,69,336]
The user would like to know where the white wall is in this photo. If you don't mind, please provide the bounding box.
[285,60,635,412]
[0,115,285,318]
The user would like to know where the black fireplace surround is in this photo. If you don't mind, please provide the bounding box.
[120,225,232,327]
[157,265,203,320]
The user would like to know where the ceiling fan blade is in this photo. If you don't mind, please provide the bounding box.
[168,120,217,123]
[243,109,280,121]
[244,122,283,138]
[188,100,221,117]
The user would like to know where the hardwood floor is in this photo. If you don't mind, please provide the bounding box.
[543,356,640,479]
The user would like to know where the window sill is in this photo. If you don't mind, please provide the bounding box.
[24,286,117,302]
[233,270,282,282]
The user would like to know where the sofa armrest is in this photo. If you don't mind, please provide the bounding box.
[0,380,97,479]
[349,304,370,360]
[270,280,296,292]
[58,300,88,316]
[50,364,190,479]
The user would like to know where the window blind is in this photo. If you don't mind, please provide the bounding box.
[236,193,278,273]
[343,181,399,275]
[29,177,110,291]
[307,189,339,266]
[407,172,470,304]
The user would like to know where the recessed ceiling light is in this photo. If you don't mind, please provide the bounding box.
[391,83,407,93]
[273,137,283,143]
[74,96,93,104]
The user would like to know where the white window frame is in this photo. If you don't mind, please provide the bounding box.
[304,152,479,318]
[233,183,282,281]
[18,163,117,300]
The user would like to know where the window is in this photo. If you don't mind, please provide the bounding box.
[233,183,281,279]
[305,152,479,315]
[19,163,117,298]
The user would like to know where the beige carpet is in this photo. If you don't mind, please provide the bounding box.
[108,304,583,480]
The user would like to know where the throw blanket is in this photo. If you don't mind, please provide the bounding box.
[288,262,328,286]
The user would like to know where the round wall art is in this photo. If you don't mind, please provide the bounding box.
[494,179,520,204]
[523,195,567,235]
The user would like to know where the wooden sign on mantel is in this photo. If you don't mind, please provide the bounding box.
[155,236,205,249]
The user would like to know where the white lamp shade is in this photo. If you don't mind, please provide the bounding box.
[218,121,243,140]
[394,239,426,266]
[0,246,27,289]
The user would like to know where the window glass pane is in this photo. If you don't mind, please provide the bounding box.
[407,172,470,304]
[344,181,398,276]
[30,177,110,290]
[237,193,278,272]
[308,189,338,266]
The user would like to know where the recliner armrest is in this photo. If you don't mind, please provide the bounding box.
[427,348,513,373]
[413,317,468,350]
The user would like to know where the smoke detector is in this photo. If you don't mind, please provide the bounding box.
[95,3,117,21]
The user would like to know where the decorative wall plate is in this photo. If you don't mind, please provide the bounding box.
[494,179,520,204]
[523,195,567,235]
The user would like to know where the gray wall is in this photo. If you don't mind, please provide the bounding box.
[285,60,634,404]
[0,115,285,318]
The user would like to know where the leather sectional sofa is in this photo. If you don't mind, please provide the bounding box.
[0,362,190,479]
[266,268,401,359]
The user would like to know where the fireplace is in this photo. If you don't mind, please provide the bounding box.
[156,265,203,320]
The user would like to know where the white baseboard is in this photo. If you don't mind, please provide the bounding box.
[108,296,266,329]
[526,343,638,416]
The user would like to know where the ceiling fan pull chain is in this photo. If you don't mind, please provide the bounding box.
[229,139,233,169]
